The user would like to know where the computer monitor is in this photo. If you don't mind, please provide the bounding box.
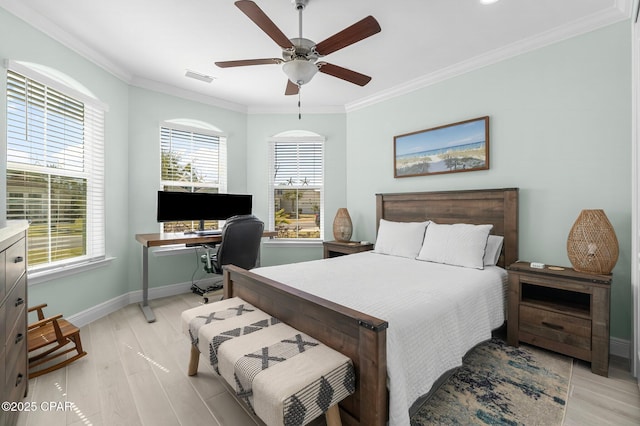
[156,191,252,224]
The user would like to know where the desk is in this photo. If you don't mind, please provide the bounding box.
[135,231,276,322]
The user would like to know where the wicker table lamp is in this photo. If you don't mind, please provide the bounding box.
[333,208,353,242]
[567,209,619,274]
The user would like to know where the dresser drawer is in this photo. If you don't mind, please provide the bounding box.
[5,237,26,293]
[6,312,26,374]
[5,342,27,399]
[519,304,591,350]
[0,250,5,302]
[0,299,6,339]
[0,346,6,399]
[5,275,27,340]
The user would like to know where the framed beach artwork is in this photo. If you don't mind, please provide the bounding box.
[394,116,490,178]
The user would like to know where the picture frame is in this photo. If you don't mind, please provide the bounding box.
[394,116,489,178]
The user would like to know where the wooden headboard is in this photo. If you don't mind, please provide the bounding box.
[375,188,519,268]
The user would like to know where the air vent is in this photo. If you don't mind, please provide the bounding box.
[185,70,215,83]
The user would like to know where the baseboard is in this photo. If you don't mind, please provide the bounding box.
[67,292,132,329]
[67,278,218,328]
[610,336,631,360]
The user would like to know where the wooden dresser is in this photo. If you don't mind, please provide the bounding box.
[0,221,29,426]
[507,261,611,376]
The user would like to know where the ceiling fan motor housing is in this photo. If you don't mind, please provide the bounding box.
[283,38,319,61]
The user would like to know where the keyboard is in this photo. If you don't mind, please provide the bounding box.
[195,229,222,236]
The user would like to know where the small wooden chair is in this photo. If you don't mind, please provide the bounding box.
[27,304,87,378]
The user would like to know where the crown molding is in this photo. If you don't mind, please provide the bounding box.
[129,76,248,113]
[0,0,132,82]
[345,5,629,113]
[1,1,630,115]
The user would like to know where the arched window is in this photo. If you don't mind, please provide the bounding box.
[159,119,227,232]
[6,61,107,271]
[268,130,324,240]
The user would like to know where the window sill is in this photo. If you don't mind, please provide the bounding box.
[263,239,323,248]
[28,256,116,286]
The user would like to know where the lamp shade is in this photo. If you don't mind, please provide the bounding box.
[567,209,619,274]
[333,208,353,242]
[283,59,318,85]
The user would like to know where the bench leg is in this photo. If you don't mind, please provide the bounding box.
[188,344,200,376]
[325,404,342,426]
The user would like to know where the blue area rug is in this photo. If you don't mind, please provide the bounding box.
[411,338,572,425]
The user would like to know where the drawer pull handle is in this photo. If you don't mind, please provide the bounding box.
[15,373,24,387]
[15,333,24,344]
[542,321,564,331]
[14,256,24,263]
[15,297,25,307]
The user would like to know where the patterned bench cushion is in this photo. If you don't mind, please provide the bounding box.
[181,297,355,426]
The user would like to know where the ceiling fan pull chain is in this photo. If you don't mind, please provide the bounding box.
[298,87,302,120]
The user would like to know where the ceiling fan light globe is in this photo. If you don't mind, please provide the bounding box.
[283,59,318,85]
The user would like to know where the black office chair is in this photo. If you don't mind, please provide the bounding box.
[194,215,264,302]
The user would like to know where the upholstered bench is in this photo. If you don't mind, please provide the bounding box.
[182,297,355,426]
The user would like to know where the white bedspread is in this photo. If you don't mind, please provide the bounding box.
[252,251,507,426]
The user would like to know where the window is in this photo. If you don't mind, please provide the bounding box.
[160,123,227,232]
[6,69,106,271]
[268,133,324,240]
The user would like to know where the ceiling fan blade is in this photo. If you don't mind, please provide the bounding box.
[285,79,299,96]
[318,62,372,86]
[215,58,283,68]
[314,16,381,56]
[235,0,293,49]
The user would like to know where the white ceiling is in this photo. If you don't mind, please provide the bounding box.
[0,0,631,113]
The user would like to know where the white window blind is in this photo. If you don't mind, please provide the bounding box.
[160,124,227,232]
[6,69,105,270]
[268,137,324,240]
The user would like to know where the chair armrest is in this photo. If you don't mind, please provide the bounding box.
[28,303,49,321]
[29,314,64,330]
[28,303,48,312]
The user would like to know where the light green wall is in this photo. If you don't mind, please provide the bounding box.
[346,22,632,339]
[0,6,633,341]
[246,113,347,266]
[127,86,248,290]
[0,7,131,316]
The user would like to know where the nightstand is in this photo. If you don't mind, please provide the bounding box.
[507,261,612,376]
[323,240,374,259]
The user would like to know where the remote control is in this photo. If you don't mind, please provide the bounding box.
[530,262,545,269]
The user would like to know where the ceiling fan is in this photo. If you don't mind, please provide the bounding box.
[215,0,381,96]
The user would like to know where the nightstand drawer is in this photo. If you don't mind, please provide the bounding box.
[519,305,591,350]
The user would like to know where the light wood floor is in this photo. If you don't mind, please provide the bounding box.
[16,293,640,426]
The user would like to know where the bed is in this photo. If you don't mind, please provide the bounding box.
[222,188,519,426]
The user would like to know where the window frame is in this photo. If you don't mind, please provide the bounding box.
[5,62,107,274]
[267,133,325,242]
[159,121,227,233]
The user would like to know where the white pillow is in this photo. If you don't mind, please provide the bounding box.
[416,223,493,269]
[374,219,430,259]
[483,235,504,266]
